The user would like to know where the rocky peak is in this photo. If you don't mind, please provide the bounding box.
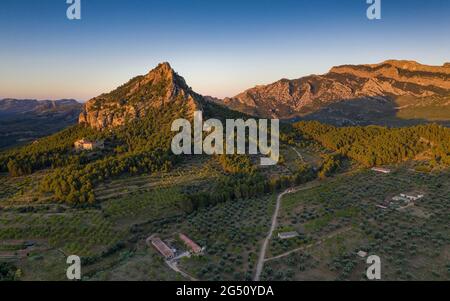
[79,62,201,130]
[143,62,189,89]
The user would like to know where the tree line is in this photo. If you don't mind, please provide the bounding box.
[179,160,317,214]
[39,149,174,204]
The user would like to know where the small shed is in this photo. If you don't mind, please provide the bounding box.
[371,167,391,174]
[278,232,299,240]
[357,250,368,258]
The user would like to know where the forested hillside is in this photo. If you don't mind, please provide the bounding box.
[293,121,450,167]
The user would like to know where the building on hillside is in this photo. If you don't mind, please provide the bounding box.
[74,138,104,151]
[151,237,174,259]
[179,233,202,254]
[393,195,410,203]
[371,167,391,174]
[278,232,299,240]
[401,193,424,201]
[357,250,368,258]
[383,192,425,210]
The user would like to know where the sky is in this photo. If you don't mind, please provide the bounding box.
[0,0,449,101]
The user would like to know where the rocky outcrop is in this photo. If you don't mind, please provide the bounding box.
[79,62,202,130]
[222,60,450,119]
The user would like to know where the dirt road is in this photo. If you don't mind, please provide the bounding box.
[253,179,324,281]
[253,188,290,281]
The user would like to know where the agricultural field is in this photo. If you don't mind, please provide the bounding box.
[0,152,280,281]
[261,167,450,281]
[177,194,277,281]
[116,194,278,281]
[94,156,222,201]
[0,183,190,280]
[279,145,324,172]
[1,143,448,281]
[0,172,48,205]
[89,241,183,281]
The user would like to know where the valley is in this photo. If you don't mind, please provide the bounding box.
[0,62,449,281]
[0,99,82,150]
[0,146,448,281]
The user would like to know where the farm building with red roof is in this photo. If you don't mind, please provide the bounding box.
[151,237,174,259]
[179,233,202,254]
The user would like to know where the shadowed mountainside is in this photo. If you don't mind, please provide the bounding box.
[0,99,82,149]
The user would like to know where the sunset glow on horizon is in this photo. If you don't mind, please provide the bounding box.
[1,0,449,101]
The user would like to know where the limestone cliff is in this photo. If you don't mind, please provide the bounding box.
[79,63,202,130]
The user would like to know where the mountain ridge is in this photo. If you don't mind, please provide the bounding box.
[0,98,81,116]
[220,60,450,123]
[77,60,450,130]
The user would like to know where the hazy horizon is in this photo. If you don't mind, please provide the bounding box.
[1,0,449,101]
[1,58,449,103]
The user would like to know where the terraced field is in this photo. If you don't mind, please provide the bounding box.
[94,156,222,201]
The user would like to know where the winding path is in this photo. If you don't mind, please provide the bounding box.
[254,188,290,281]
[254,180,323,281]
[291,147,305,162]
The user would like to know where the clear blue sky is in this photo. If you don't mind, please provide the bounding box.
[0,0,449,100]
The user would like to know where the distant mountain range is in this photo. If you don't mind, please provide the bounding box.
[0,98,81,116]
[222,60,450,125]
[0,98,82,149]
